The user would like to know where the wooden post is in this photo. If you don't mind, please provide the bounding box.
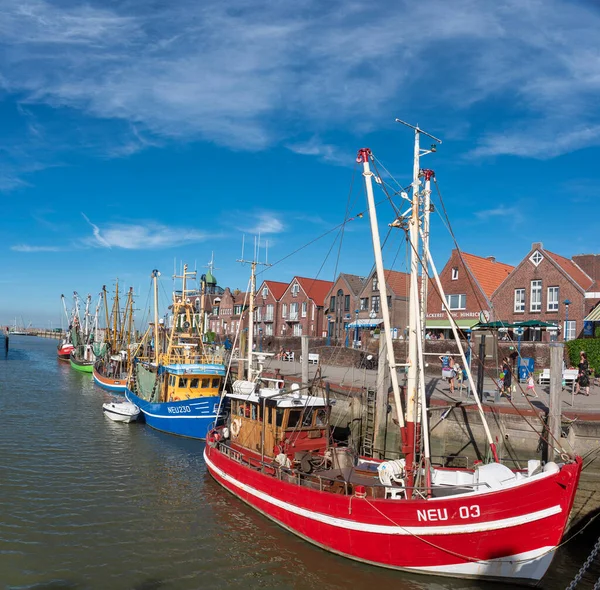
[374,334,391,456]
[477,334,486,397]
[548,342,564,461]
[301,335,309,387]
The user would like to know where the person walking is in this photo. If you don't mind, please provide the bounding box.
[439,351,455,395]
[501,357,512,397]
[575,351,590,396]
[526,372,539,398]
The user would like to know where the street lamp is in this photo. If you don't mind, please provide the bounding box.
[564,299,572,341]
[354,309,359,349]
[326,315,332,346]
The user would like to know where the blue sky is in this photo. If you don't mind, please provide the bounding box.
[1,0,599,327]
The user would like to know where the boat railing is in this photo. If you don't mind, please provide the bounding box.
[214,443,492,498]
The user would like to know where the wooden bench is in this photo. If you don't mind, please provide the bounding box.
[300,353,319,365]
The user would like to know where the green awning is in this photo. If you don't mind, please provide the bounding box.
[513,319,558,328]
[585,306,600,322]
[425,319,478,330]
[472,320,513,330]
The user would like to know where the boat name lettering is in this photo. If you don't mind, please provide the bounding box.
[459,505,481,519]
[416,505,480,522]
[416,508,448,522]
[167,406,191,414]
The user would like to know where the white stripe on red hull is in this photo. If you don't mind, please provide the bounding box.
[204,446,581,583]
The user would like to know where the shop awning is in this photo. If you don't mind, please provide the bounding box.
[347,318,384,328]
[425,319,478,330]
[585,306,600,322]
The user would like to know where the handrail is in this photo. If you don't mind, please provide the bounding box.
[214,442,497,497]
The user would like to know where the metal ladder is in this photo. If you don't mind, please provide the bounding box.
[362,388,376,457]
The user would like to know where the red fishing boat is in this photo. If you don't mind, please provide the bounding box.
[57,294,74,361]
[57,341,74,362]
[205,125,582,584]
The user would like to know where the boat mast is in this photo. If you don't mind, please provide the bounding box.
[113,281,120,351]
[356,149,407,441]
[419,170,434,340]
[125,287,134,362]
[238,237,270,381]
[151,269,160,364]
[61,294,70,327]
[102,286,111,347]
[84,294,91,342]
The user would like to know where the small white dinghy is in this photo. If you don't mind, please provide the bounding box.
[102,401,140,423]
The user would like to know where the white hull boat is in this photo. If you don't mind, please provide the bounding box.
[102,401,140,423]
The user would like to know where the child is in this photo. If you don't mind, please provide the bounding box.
[526,373,538,398]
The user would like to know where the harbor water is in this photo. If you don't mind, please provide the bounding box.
[1,337,598,590]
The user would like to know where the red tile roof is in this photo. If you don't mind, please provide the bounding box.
[264,280,288,301]
[383,269,411,298]
[295,277,334,307]
[545,251,594,291]
[462,253,514,298]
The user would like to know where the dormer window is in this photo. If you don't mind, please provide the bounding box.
[451,267,459,280]
[291,283,300,297]
[373,277,379,291]
[529,251,543,267]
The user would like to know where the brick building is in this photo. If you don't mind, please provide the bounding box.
[254,280,288,338]
[322,273,365,341]
[345,269,414,341]
[491,243,595,341]
[207,287,249,338]
[277,276,333,338]
[426,250,514,334]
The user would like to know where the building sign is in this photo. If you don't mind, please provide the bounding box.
[426,311,482,319]
[584,321,594,337]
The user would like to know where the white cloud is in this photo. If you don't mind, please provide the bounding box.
[245,212,285,235]
[11,244,62,252]
[474,205,523,223]
[80,218,212,249]
[1,0,600,165]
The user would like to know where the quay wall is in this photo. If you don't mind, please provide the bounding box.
[262,336,561,371]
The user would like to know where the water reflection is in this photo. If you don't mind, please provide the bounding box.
[0,338,595,590]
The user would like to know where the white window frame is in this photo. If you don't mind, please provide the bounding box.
[371,295,380,313]
[301,301,307,317]
[262,286,268,298]
[373,277,379,291]
[530,280,542,312]
[547,286,559,312]
[293,323,302,336]
[282,303,287,318]
[451,267,459,280]
[265,304,274,321]
[514,289,525,313]
[290,302,299,321]
[529,251,543,267]
[445,294,466,311]
[264,324,273,336]
[291,283,300,297]
[360,297,369,311]
[564,320,576,341]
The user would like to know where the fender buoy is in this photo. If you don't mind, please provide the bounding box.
[231,418,242,437]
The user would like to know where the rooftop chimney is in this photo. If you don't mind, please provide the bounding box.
[486,256,496,263]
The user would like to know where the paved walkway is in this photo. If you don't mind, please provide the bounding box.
[261,358,600,417]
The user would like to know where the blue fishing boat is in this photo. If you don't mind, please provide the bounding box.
[125,265,228,439]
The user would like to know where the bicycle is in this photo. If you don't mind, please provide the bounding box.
[355,353,377,370]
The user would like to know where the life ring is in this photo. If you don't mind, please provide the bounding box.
[231,418,242,437]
